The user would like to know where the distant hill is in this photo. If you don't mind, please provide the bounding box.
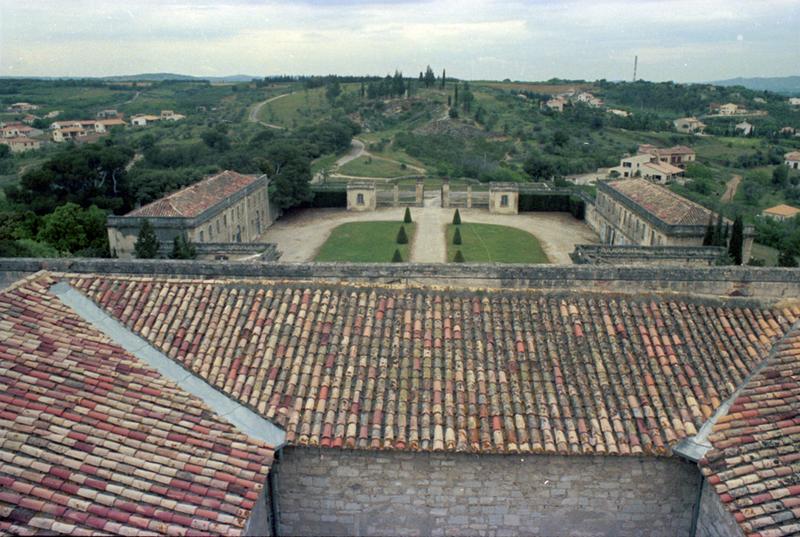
[101,73,260,83]
[711,76,800,95]
[0,73,261,83]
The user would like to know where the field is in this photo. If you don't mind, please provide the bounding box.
[255,85,362,127]
[338,156,413,178]
[315,221,416,262]
[446,223,549,263]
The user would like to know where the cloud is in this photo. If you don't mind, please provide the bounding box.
[0,0,797,81]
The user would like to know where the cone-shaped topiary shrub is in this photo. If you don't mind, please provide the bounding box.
[392,249,403,262]
[403,207,412,223]
[453,227,462,245]
[396,225,408,244]
[452,209,461,225]
[453,249,465,263]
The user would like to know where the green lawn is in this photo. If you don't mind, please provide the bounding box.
[315,221,416,262]
[447,223,549,264]
[338,156,412,178]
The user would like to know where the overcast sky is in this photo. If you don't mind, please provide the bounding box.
[1,0,798,82]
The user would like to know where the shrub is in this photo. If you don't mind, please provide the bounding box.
[391,248,403,262]
[453,227,462,245]
[396,225,408,244]
[452,209,461,225]
[134,219,159,259]
[453,249,465,263]
[403,207,412,223]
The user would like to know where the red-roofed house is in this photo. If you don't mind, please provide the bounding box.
[106,170,276,258]
[0,136,41,153]
[638,144,696,169]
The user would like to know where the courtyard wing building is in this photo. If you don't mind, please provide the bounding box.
[590,178,754,261]
[0,260,799,536]
[107,170,276,258]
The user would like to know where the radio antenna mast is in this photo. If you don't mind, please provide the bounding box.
[633,55,638,82]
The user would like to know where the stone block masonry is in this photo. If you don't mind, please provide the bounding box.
[695,480,743,537]
[275,448,700,537]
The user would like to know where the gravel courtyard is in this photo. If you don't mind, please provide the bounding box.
[260,203,599,264]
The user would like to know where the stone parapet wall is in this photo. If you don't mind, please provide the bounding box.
[571,245,726,266]
[275,448,700,537]
[2,258,800,300]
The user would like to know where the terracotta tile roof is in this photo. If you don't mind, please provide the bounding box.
[700,324,800,537]
[608,178,712,226]
[0,275,273,536]
[70,275,798,457]
[642,161,683,176]
[126,171,260,219]
[763,204,800,218]
[785,151,800,161]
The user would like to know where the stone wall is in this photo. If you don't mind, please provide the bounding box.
[571,245,726,266]
[274,448,700,537]
[244,486,273,536]
[695,479,743,537]
[2,259,800,300]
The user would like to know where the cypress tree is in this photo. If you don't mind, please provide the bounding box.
[453,227,462,245]
[403,207,412,223]
[453,250,465,263]
[396,225,408,244]
[441,69,446,89]
[452,209,461,225]
[778,247,798,267]
[391,249,403,262]
[702,215,714,246]
[728,216,744,265]
[134,219,159,259]
[712,212,724,246]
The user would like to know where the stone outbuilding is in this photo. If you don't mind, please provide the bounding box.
[107,170,276,258]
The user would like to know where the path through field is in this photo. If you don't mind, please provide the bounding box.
[721,174,742,202]
[248,93,292,129]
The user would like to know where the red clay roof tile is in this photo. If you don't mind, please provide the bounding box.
[0,275,273,536]
[700,324,800,537]
[70,274,797,458]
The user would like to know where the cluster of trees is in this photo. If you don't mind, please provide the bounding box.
[364,71,409,100]
[755,214,800,267]
[1,110,359,257]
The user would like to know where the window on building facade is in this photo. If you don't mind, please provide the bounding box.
[501,194,509,207]
[357,193,364,205]
[199,231,204,242]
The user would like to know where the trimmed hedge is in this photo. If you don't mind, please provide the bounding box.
[299,187,347,208]
[518,193,585,220]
